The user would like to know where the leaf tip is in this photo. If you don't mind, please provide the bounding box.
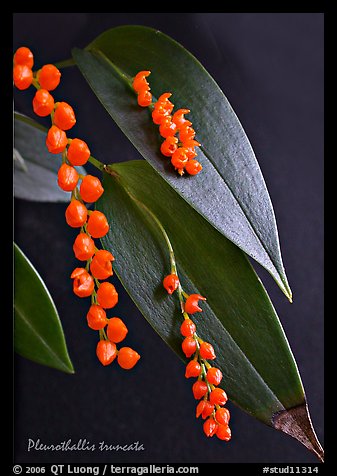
[272,403,324,462]
[61,356,75,374]
[279,275,293,303]
[65,364,75,374]
[286,283,293,303]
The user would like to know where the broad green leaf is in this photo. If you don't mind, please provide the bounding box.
[99,161,322,460]
[14,112,86,202]
[72,26,291,300]
[14,243,74,374]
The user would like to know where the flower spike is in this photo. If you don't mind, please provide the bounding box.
[132,71,203,176]
[13,46,140,370]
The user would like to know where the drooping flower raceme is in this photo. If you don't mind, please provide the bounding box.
[13,46,140,371]
[162,275,232,441]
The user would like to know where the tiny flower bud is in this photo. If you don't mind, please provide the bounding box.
[209,388,228,406]
[87,305,108,330]
[107,317,128,343]
[216,424,231,441]
[215,408,230,426]
[163,274,179,294]
[206,367,223,386]
[203,418,218,437]
[199,342,216,360]
[185,360,201,378]
[192,380,208,399]
[117,347,140,370]
[96,340,117,366]
[180,319,196,337]
[182,336,197,358]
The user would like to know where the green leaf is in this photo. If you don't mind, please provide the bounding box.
[71,26,291,300]
[99,161,322,460]
[14,243,74,374]
[14,112,86,202]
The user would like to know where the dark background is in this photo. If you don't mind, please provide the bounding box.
[13,13,324,464]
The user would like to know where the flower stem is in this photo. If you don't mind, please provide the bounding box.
[32,77,40,90]
[92,49,133,90]
[54,57,76,69]
[62,149,67,164]
[126,195,186,313]
[88,155,105,171]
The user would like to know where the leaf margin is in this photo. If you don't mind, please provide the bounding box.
[14,242,75,374]
[71,26,292,301]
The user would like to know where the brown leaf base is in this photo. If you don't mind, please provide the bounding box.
[273,403,324,462]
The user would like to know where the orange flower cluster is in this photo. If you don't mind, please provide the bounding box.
[13,47,140,370]
[13,47,36,90]
[132,71,203,176]
[163,274,231,441]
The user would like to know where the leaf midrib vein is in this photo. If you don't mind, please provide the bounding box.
[118,179,285,412]
[14,303,70,372]
[83,48,285,292]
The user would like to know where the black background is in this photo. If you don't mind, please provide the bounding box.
[13,13,324,464]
